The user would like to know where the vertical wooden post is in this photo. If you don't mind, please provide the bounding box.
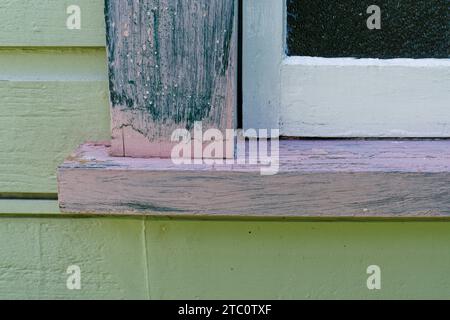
[105,0,238,158]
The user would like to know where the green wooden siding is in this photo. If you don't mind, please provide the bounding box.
[0,0,449,299]
[0,0,105,46]
[0,49,109,194]
[1,202,450,300]
[0,0,107,193]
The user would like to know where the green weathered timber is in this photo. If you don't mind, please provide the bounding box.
[105,0,237,157]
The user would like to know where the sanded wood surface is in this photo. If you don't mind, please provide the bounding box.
[58,140,450,217]
[105,0,237,157]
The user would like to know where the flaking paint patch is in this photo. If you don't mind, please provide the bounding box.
[105,0,237,157]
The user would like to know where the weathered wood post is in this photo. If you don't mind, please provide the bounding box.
[105,0,238,158]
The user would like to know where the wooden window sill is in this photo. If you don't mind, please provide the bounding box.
[58,140,450,218]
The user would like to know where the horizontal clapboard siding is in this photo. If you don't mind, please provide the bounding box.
[0,0,107,194]
[0,200,148,300]
[0,48,110,193]
[1,201,450,299]
[0,0,105,47]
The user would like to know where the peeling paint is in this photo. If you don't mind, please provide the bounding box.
[105,0,237,157]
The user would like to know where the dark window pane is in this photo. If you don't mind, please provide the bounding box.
[287,0,449,58]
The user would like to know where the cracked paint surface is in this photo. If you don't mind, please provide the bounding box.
[105,0,237,157]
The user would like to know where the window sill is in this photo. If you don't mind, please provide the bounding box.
[58,140,450,218]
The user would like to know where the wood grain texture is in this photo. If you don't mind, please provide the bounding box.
[0,48,110,194]
[0,0,105,46]
[105,0,237,157]
[58,140,450,217]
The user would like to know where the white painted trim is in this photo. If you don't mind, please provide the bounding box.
[284,56,450,67]
[281,61,450,137]
[244,0,450,137]
[243,0,284,133]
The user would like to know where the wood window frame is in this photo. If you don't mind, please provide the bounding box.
[58,140,450,218]
[57,0,450,219]
[243,0,450,138]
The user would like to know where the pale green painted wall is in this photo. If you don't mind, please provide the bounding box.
[0,0,449,299]
[1,201,450,300]
[0,0,105,46]
[0,48,110,194]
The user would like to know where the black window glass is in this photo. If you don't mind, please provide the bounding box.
[287,0,449,58]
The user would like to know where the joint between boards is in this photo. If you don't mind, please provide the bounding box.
[122,127,126,157]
